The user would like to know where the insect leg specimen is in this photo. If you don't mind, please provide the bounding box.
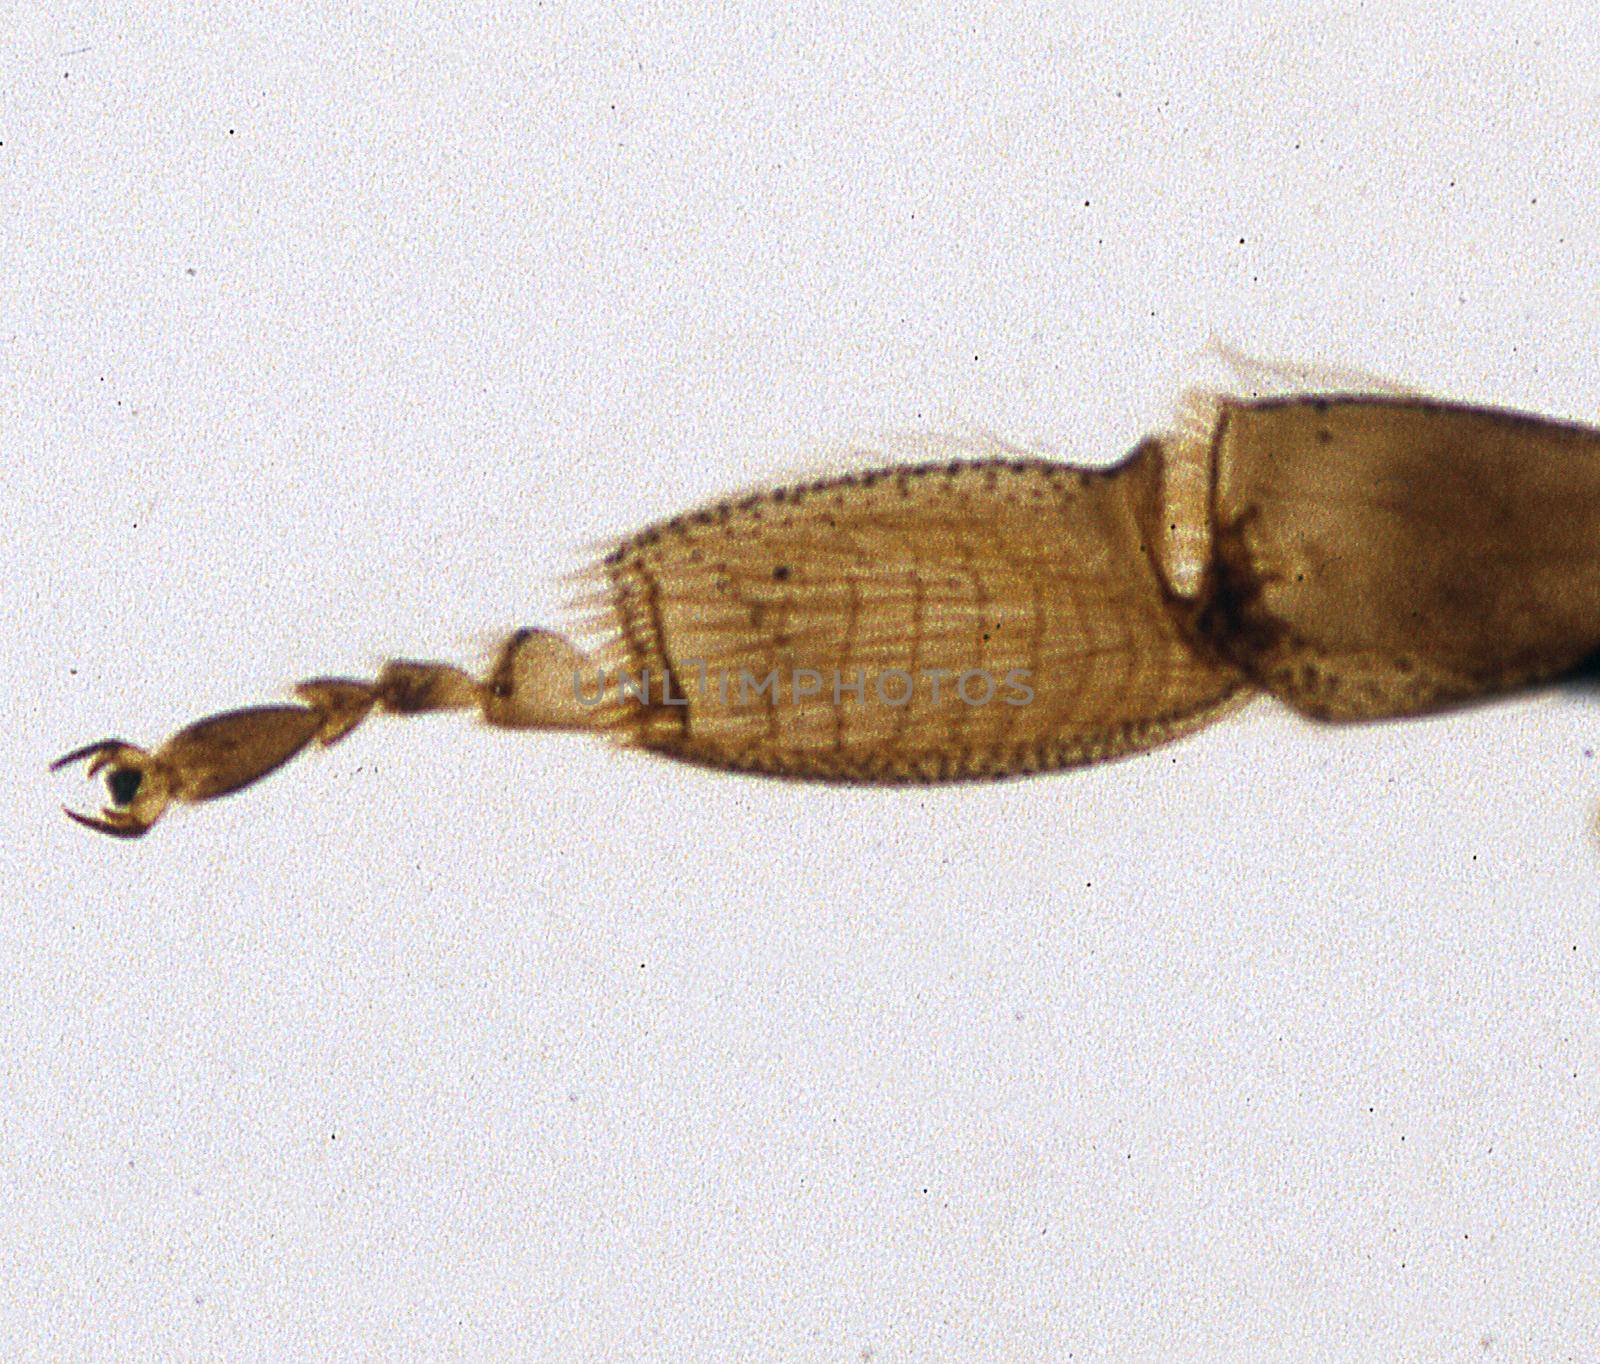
[56,393,1600,836]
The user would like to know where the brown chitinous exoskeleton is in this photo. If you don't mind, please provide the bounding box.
[54,386,1600,836]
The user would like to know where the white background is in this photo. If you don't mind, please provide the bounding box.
[5,3,1599,1359]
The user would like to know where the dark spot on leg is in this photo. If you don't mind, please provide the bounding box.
[107,766,143,807]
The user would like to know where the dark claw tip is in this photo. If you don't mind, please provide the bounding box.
[51,740,126,772]
[61,806,151,839]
